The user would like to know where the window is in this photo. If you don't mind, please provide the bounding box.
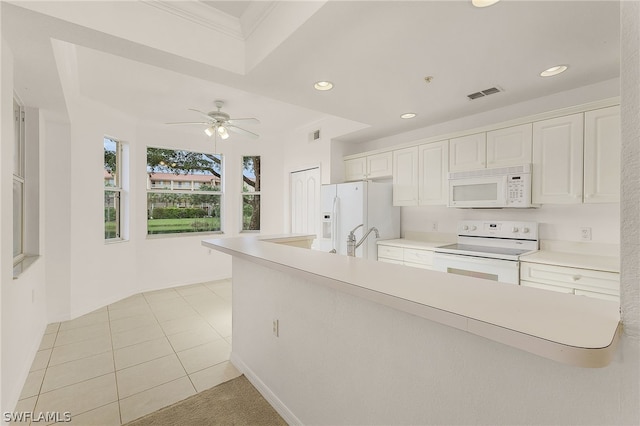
[13,98,25,264]
[242,156,260,232]
[147,147,222,235]
[104,137,122,240]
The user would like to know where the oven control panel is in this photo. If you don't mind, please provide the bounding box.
[457,220,538,240]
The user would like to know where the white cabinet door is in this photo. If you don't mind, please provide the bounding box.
[418,141,448,205]
[344,157,367,181]
[486,123,532,168]
[584,106,621,203]
[366,152,393,179]
[532,113,584,204]
[449,133,486,172]
[393,147,419,206]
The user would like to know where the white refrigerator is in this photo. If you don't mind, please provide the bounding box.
[317,181,400,259]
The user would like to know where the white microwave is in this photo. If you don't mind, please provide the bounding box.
[448,164,536,208]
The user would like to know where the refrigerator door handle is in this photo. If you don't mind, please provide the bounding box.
[332,196,338,252]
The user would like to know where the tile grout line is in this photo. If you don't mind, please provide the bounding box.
[145,289,198,394]
[106,304,123,425]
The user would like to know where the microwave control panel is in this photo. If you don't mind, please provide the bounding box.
[507,174,531,206]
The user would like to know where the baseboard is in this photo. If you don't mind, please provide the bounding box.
[230,352,302,426]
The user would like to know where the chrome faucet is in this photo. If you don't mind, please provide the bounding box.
[346,224,380,257]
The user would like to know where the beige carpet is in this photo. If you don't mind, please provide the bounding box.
[124,375,288,426]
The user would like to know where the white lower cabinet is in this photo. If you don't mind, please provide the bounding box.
[378,242,435,270]
[520,262,619,301]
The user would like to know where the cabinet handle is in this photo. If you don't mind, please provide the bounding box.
[572,275,582,282]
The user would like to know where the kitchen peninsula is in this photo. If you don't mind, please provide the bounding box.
[203,235,624,424]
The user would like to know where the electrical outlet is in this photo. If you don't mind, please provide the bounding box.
[272,319,279,337]
[580,227,592,241]
[431,222,438,232]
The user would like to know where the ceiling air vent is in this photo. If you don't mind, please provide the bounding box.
[309,129,321,142]
[467,86,502,100]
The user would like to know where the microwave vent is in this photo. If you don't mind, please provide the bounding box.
[467,86,502,100]
[449,164,531,179]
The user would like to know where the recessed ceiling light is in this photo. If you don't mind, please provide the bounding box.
[540,65,568,77]
[400,113,417,119]
[472,0,500,8]
[314,81,333,91]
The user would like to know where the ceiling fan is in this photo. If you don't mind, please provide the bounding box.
[167,100,260,139]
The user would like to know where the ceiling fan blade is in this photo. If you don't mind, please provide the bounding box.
[166,121,209,125]
[227,124,259,139]
[187,108,215,122]
[228,118,260,125]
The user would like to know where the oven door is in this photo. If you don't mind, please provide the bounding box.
[448,175,507,208]
[432,252,519,285]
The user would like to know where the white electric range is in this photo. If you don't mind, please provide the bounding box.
[433,220,539,285]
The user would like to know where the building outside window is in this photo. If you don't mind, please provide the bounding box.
[104,137,122,240]
[13,98,25,264]
[147,147,222,235]
[242,156,260,232]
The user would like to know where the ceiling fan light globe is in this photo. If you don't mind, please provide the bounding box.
[218,126,230,139]
[204,126,216,137]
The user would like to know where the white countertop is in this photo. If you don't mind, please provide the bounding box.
[521,250,620,273]
[377,238,449,250]
[203,235,621,367]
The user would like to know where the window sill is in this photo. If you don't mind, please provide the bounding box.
[105,238,129,245]
[146,231,224,240]
[13,255,40,280]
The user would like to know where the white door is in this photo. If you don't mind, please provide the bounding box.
[532,113,584,204]
[418,141,448,205]
[449,132,486,172]
[584,106,620,203]
[392,146,418,206]
[290,167,321,238]
[486,123,532,168]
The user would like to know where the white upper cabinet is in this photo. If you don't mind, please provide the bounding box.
[486,123,532,168]
[366,151,393,179]
[449,133,486,172]
[392,147,419,206]
[418,141,449,205]
[532,113,584,204]
[344,152,392,181]
[344,156,367,181]
[583,106,621,203]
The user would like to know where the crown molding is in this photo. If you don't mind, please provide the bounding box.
[141,0,245,40]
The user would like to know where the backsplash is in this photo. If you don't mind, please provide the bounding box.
[401,203,620,244]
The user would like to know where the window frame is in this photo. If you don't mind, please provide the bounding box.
[241,155,261,233]
[104,137,123,241]
[146,146,224,236]
[13,97,25,265]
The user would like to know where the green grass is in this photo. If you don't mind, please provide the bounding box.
[147,217,221,234]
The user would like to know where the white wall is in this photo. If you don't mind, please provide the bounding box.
[1,39,49,415]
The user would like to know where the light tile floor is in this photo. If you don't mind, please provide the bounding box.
[15,279,240,425]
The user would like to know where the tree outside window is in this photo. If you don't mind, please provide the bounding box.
[146,147,223,235]
[242,156,260,231]
[104,137,122,240]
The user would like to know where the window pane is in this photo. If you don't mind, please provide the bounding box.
[147,148,221,191]
[147,193,221,235]
[242,194,260,231]
[104,190,120,239]
[14,100,24,177]
[104,138,118,187]
[13,180,23,257]
[242,156,259,193]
